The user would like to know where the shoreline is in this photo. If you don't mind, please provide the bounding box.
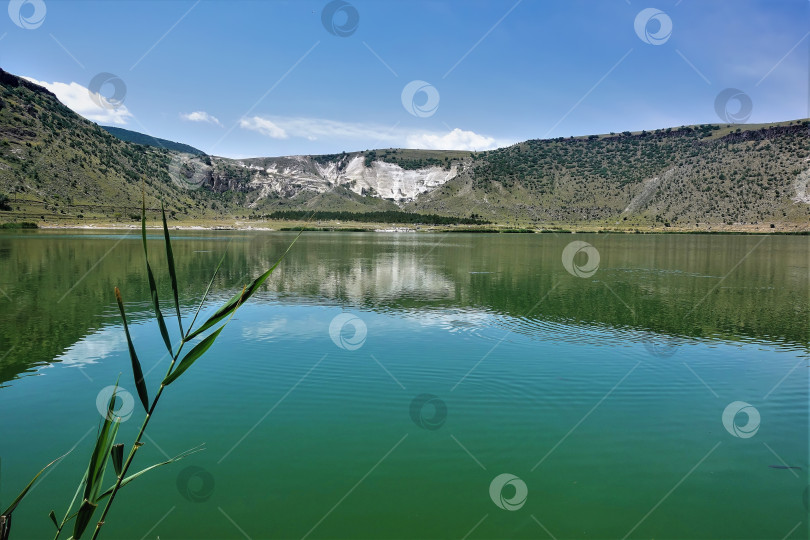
[11,221,808,235]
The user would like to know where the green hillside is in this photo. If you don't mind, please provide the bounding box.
[101,125,205,155]
[0,68,250,223]
[0,66,807,231]
[406,123,810,229]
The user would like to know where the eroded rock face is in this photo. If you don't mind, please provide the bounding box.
[220,155,459,205]
[341,158,459,202]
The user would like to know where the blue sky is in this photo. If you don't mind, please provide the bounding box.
[2,0,808,158]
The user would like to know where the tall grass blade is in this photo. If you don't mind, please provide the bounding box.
[1,452,68,516]
[141,195,148,258]
[85,413,119,502]
[96,444,205,501]
[186,232,301,340]
[0,514,10,540]
[146,262,173,355]
[142,198,173,355]
[56,470,88,535]
[161,204,183,336]
[110,444,124,477]
[73,499,97,539]
[49,510,58,529]
[75,385,121,537]
[162,326,225,386]
[114,287,149,413]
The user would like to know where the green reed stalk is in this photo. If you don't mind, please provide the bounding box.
[33,196,299,540]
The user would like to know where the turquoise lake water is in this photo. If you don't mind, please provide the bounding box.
[0,231,807,539]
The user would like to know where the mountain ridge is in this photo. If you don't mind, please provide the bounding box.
[101,125,205,156]
[0,67,808,230]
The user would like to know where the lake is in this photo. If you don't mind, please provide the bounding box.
[0,230,807,539]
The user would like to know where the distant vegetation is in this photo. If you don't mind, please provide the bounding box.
[0,66,808,230]
[0,67,233,222]
[362,148,467,170]
[260,210,490,225]
[101,126,205,155]
[0,221,37,229]
[412,121,810,227]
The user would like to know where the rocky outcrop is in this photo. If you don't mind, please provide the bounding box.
[221,154,460,206]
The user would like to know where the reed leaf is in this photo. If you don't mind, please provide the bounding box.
[161,204,183,337]
[186,232,301,341]
[162,326,225,386]
[84,422,119,503]
[142,196,173,355]
[96,444,205,501]
[73,499,97,539]
[110,445,124,477]
[55,470,88,536]
[48,510,58,529]
[1,514,10,540]
[147,261,173,355]
[114,287,149,413]
[1,452,68,516]
[140,196,148,258]
[77,384,121,536]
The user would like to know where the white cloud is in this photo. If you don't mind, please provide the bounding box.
[240,116,398,142]
[406,128,498,151]
[181,110,222,126]
[52,326,127,369]
[22,76,133,125]
[240,116,288,139]
[239,115,504,151]
[241,318,288,341]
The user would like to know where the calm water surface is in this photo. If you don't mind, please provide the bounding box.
[0,231,807,539]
